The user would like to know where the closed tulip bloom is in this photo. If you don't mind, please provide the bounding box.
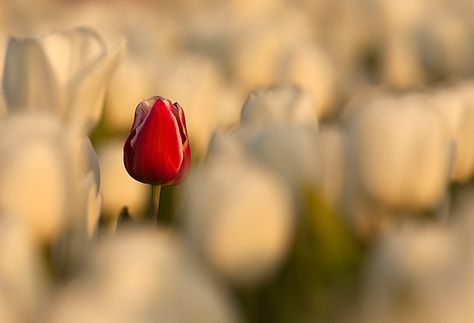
[124,96,191,186]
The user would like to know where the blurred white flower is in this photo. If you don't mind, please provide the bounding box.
[232,14,312,93]
[343,94,451,213]
[233,27,282,92]
[0,27,123,240]
[430,83,474,183]
[0,114,94,241]
[209,86,321,192]
[358,224,465,323]
[2,26,123,134]
[282,46,338,119]
[49,228,241,323]
[416,13,474,79]
[240,85,317,128]
[82,172,102,239]
[0,216,48,323]
[233,126,322,191]
[97,139,148,221]
[182,156,294,285]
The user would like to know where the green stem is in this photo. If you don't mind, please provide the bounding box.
[150,185,161,225]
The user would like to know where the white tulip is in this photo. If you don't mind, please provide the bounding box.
[343,94,451,211]
[232,13,312,92]
[240,85,317,128]
[358,224,464,323]
[233,126,322,191]
[209,86,321,193]
[182,156,294,285]
[0,216,48,323]
[49,228,241,323]
[1,27,123,240]
[82,172,102,239]
[0,113,92,241]
[430,83,474,183]
[233,28,282,91]
[2,26,123,134]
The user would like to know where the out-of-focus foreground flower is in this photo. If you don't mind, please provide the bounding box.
[48,228,241,323]
[0,27,122,241]
[182,155,294,285]
[0,26,121,322]
[3,26,122,134]
[341,93,452,234]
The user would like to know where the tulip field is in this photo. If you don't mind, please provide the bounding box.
[2,0,474,322]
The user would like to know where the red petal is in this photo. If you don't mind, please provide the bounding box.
[124,97,188,185]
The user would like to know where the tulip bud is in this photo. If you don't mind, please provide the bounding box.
[123,96,191,185]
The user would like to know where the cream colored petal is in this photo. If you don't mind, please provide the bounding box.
[0,113,91,242]
[3,27,122,134]
[0,116,68,241]
[66,40,124,134]
[358,224,463,323]
[2,36,58,113]
[233,126,322,191]
[183,158,294,285]
[81,172,102,239]
[344,94,451,210]
[430,84,474,183]
[83,137,101,189]
[49,229,241,323]
[240,85,318,128]
[0,217,49,323]
[39,27,107,88]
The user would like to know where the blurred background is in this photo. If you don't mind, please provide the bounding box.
[2,0,474,322]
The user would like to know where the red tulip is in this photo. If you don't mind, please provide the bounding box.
[123,96,191,185]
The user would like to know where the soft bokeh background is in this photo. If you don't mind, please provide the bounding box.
[2,0,474,322]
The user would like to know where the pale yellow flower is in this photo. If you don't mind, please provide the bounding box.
[343,94,451,211]
[430,83,474,183]
[0,27,122,240]
[240,85,317,128]
[0,114,95,241]
[49,228,241,323]
[2,26,123,134]
[182,156,294,285]
[0,217,48,323]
